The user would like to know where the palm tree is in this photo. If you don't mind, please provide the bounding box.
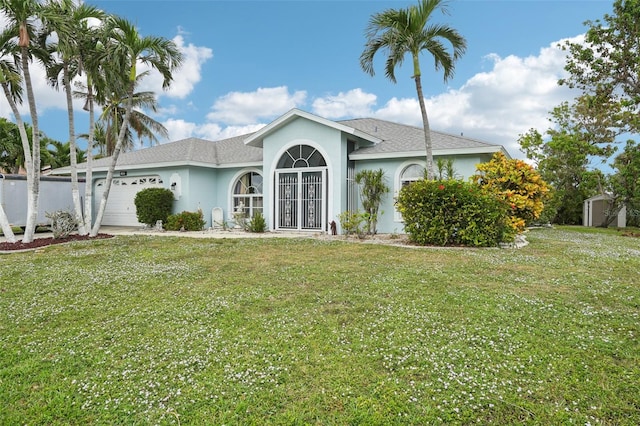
[78,121,108,158]
[0,0,51,243]
[360,0,466,179]
[46,139,86,169]
[97,74,168,156]
[0,119,55,173]
[41,0,104,235]
[90,16,182,236]
[0,57,23,242]
[75,21,113,232]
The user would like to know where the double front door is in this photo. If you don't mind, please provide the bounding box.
[275,169,326,231]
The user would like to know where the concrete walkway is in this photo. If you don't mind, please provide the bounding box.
[102,226,320,239]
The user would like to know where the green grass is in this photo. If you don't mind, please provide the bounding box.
[1,227,639,424]
[0,226,50,236]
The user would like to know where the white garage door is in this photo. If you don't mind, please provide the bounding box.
[94,176,164,226]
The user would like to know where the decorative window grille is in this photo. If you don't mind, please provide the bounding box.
[275,145,327,231]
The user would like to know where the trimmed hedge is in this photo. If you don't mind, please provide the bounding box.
[134,188,174,226]
[396,180,512,247]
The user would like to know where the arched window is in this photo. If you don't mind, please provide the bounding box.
[400,164,425,187]
[394,163,425,222]
[277,144,326,169]
[233,172,263,218]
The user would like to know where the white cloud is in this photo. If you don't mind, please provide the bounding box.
[311,88,377,119]
[373,97,422,126]
[206,86,306,125]
[419,38,580,156]
[163,118,198,142]
[163,118,264,143]
[195,123,265,141]
[332,36,581,158]
[140,34,213,100]
[0,22,586,160]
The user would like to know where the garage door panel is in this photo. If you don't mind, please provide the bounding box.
[95,176,164,226]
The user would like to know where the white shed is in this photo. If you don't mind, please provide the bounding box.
[583,194,627,227]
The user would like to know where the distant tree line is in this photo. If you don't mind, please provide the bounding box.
[519,0,640,227]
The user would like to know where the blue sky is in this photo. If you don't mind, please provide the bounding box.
[0,0,614,158]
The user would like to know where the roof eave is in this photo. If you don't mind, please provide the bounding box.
[50,160,264,175]
[349,145,505,161]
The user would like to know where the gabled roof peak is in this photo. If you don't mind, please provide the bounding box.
[244,108,382,147]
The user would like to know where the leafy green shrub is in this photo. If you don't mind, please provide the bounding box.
[338,210,366,237]
[396,180,512,247]
[473,152,550,233]
[246,210,267,233]
[134,187,174,227]
[165,210,205,231]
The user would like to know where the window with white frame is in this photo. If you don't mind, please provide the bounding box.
[233,172,263,218]
[277,144,327,169]
[395,163,426,221]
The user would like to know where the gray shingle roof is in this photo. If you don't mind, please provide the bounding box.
[65,135,263,172]
[53,112,503,174]
[339,118,500,156]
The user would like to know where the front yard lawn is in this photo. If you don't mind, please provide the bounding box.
[0,227,638,424]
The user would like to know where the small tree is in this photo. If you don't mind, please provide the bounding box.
[355,168,389,234]
[134,187,174,227]
[473,152,550,234]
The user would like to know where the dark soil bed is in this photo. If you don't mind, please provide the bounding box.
[0,233,114,252]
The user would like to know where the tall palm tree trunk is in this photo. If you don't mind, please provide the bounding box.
[0,82,22,243]
[63,62,87,235]
[21,49,41,244]
[0,205,16,243]
[83,84,96,231]
[414,74,434,180]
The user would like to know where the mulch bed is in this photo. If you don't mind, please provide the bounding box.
[621,231,640,238]
[0,233,114,252]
